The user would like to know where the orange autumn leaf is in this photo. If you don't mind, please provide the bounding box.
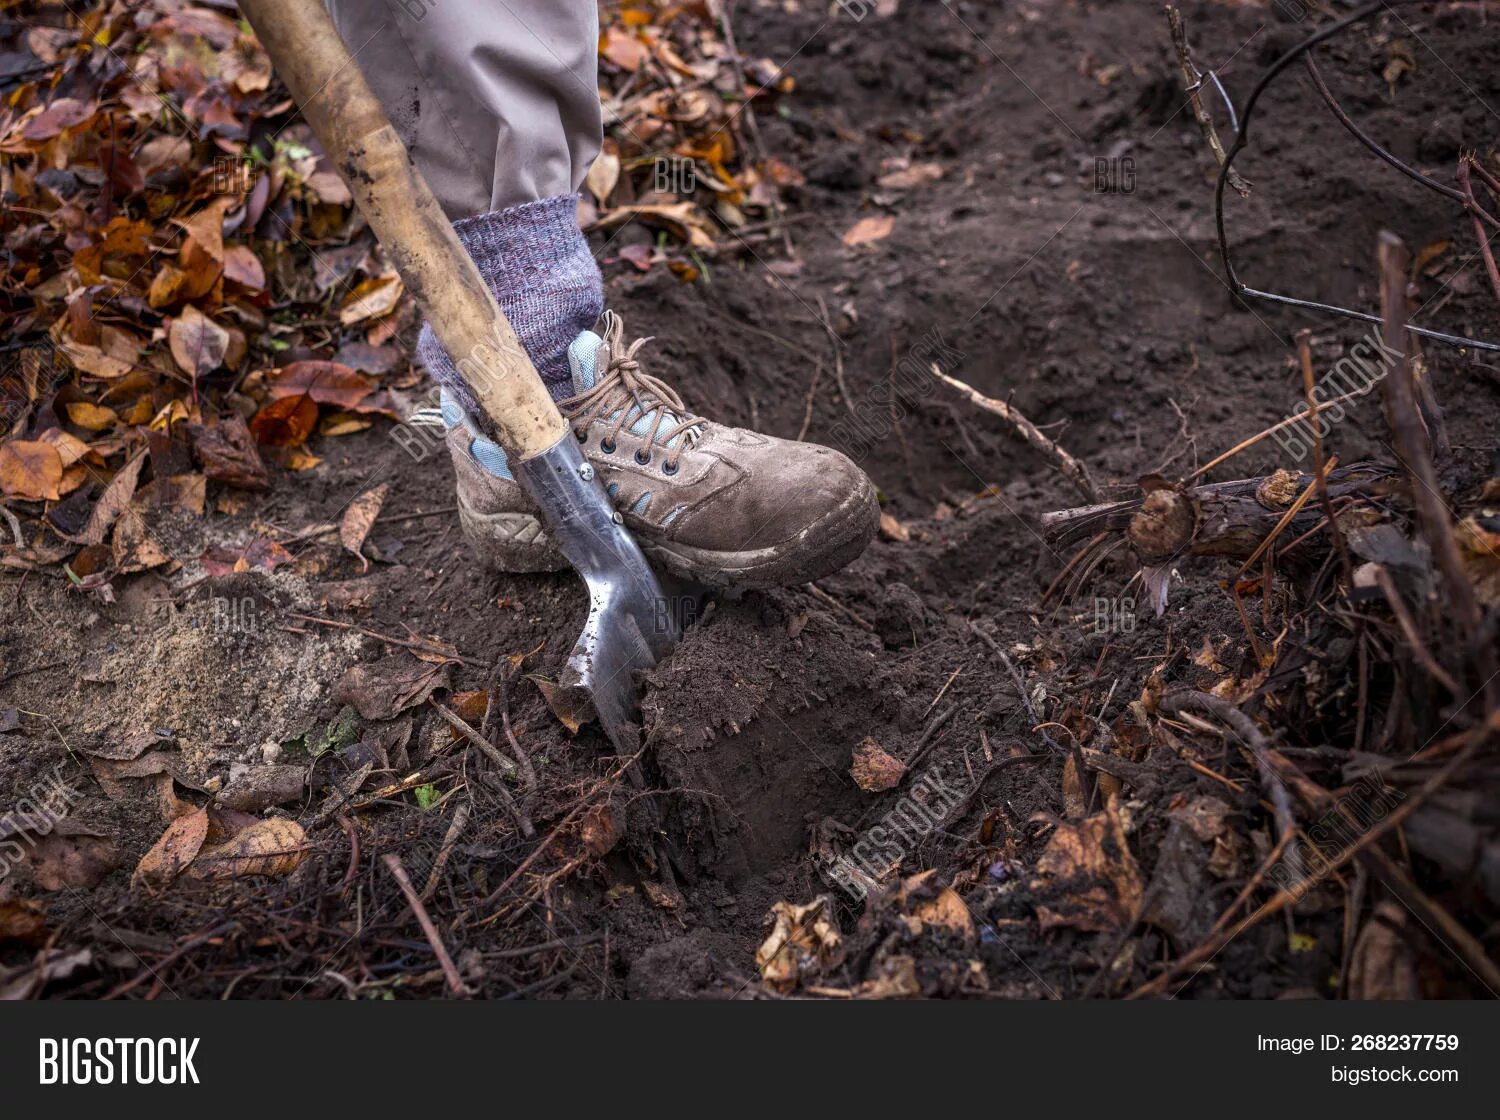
[841,214,896,247]
[268,361,374,409]
[0,440,64,501]
[249,393,318,447]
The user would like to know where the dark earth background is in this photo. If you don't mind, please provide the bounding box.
[4,0,1500,998]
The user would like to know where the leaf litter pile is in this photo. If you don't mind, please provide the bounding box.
[5,0,1500,999]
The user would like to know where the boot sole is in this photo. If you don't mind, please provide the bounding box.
[457,502,568,573]
[642,477,880,592]
[461,479,879,591]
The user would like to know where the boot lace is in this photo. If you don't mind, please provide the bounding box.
[562,311,702,472]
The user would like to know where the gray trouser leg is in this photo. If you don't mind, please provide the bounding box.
[326,0,602,217]
[324,0,606,407]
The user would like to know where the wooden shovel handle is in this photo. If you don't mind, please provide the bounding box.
[236,0,568,459]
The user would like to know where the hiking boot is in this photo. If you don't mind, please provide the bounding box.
[436,312,879,590]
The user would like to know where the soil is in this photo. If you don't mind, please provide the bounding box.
[5,0,1500,998]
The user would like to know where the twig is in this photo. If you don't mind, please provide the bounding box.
[1297,330,1352,582]
[1359,847,1500,996]
[482,659,538,793]
[1302,53,1496,223]
[1186,388,1371,481]
[1165,5,1251,196]
[1127,724,1486,998]
[382,852,468,997]
[287,613,484,668]
[805,582,875,631]
[429,700,534,837]
[1376,232,1495,706]
[420,800,471,902]
[1209,1,1500,352]
[932,365,1100,502]
[1159,691,1298,874]
[1371,565,1461,695]
[1458,157,1500,305]
[103,921,237,1000]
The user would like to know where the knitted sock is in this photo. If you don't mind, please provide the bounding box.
[416,194,602,435]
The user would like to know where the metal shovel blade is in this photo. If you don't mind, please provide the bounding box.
[514,434,692,753]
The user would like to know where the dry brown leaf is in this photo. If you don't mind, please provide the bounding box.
[76,452,145,547]
[1030,796,1143,933]
[188,417,268,490]
[223,245,266,290]
[757,896,842,993]
[132,807,210,889]
[338,275,404,326]
[268,361,374,409]
[585,150,621,204]
[878,511,911,542]
[337,655,453,721]
[530,675,583,735]
[249,393,318,447]
[169,305,230,379]
[877,161,944,190]
[910,886,976,943]
[0,440,63,501]
[111,505,171,573]
[842,214,896,247]
[601,27,650,71]
[340,483,388,572]
[191,817,307,879]
[64,401,117,432]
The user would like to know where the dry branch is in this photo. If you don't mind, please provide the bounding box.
[1165,5,1251,197]
[932,365,1101,503]
[1041,466,1397,561]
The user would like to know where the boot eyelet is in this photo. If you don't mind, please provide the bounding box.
[601,438,617,454]
[634,449,651,466]
[575,429,588,444]
[662,461,679,476]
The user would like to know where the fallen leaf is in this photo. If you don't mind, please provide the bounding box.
[586,150,621,204]
[877,161,944,190]
[337,655,453,720]
[1029,796,1143,933]
[340,483,388,572]
[0,440,64,501]
[0,898,47,945]
[757,896,842,993]
[878,511,911,542]
[199,537,294,576]
[111,505,171,573]
[338,275,403,326]
[188,417,268,490]
[169,305,230,379]
[23,97,95,140]
[64,401,117,431]
[850,736,906,792]
[530,675,583,735]
[842,214,896,247]
[250,393,318,447]
[581,804,619,856]
[133,807,210,888]
[601,27,650,71]
[191,817,306,879]
[222,245,265,290]
[910,886,976,942]
[268,361,373,409]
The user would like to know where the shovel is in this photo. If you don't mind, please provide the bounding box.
[237,0,685,753]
